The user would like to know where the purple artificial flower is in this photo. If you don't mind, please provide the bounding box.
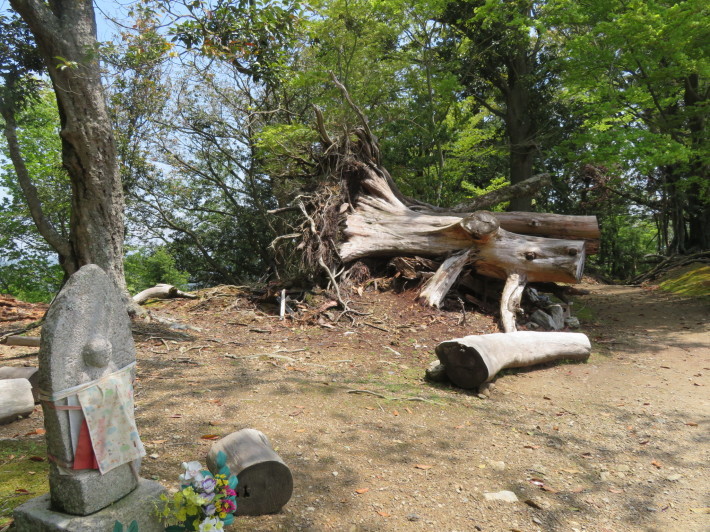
[201,476,217,493]
[204,503,217,516]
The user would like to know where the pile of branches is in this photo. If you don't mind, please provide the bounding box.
[630,251,710,285]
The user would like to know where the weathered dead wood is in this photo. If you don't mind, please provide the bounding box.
[418,249,472,307]
[338,164,586,314]
[0,366,39,403]
[0,378,35,424]
[133,284,198,305]
[206,429,293,516]
[436,332,591,389]
[4,335,41,347]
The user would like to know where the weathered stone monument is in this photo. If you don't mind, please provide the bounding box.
[14,265,165,531]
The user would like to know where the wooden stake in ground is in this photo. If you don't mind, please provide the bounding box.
[435,331,591,389]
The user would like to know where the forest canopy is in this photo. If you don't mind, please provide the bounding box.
[0,0,707,302]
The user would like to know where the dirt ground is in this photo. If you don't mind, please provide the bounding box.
[1,282,708,531]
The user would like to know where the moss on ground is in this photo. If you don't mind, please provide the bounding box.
[659,265,710,297]
[0,439,49,526]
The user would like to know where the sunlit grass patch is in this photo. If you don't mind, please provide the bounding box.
[0,439,49,526]
[659,265,710,297]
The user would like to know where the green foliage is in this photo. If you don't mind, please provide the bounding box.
[550,0,710,252]
[460,175,510,212]
[0,87,68,301]
[165,0,301,84]
[592,215,657,280]
[124,246,191,294]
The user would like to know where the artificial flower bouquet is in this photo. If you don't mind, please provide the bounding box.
[159,451,238,531]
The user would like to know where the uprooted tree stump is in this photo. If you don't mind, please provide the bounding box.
[272,75,599,331]
[436,332,592,389]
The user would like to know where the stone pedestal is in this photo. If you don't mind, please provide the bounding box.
[13,479,166,532]
[48,463,137,515]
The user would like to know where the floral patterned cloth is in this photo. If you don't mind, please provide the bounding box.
[76,366,145,474]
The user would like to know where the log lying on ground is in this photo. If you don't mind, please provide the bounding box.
[132,284,199,305]
[207,429,293,516]
[0,366,39,403]
[4,335,41,347]
[436,331,591,389]
[0,378,35,424]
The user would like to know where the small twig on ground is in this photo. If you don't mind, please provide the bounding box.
[347,389,444,406]
[383,345,403,357]
[0,352,38,361]
[225,354,298,363]
[363,322,390,332]
[347,389,387,398]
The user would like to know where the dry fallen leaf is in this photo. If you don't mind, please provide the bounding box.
[355,488,369,494]
[609,488,623,494]
[14,488,30,494]
[201,434,220,440]
[414,464,433,470]
[524,445,540,450]
[24,428,46,436]
[689,508,710,514]
[28,456,45,462]
[376,511,391,517]
[393,410,399,416]
[685,421,698,427]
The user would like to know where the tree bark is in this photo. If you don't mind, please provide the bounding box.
[10,0,128,303]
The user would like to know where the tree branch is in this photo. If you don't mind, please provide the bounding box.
[1,107,72,260]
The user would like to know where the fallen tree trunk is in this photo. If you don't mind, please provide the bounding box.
[133,284,198,305]
[4,335,40,347]
[339,162,586,328]
[435,332,591,389]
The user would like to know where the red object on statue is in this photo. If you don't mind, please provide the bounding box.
[73,419,99,470]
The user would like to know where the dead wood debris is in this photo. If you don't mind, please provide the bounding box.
[630,251,710,285]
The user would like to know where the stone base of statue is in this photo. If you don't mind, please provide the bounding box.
[13,479,166,532]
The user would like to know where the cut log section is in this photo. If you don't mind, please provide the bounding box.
[0,366,39,403]
[435,331,591,389]
[132,284,198,305]
[206,429,293,516]
[0,378,35,424]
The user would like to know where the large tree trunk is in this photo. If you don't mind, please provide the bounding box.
[10,0,128,302]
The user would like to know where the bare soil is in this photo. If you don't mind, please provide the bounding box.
[1,283,708,532]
